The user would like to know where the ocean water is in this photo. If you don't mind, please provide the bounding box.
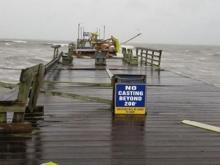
[0,39,68,83]
[0,39,220,88]
[135,43,220,88]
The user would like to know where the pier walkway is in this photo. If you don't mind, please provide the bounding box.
[1,58,220,165]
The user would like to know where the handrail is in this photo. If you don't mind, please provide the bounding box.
[121,46,162,68]
[44,52,62,75]
[136,47,162,67]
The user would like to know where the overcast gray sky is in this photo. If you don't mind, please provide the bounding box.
[0,0,220,45]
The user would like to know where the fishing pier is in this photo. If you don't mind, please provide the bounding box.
[1,45,220,165]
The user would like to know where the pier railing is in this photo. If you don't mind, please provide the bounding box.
[122,47,162,68]
[45,45,62,74]
[0,64,45,126]
[136,47,162,67]
[0,46,62,133]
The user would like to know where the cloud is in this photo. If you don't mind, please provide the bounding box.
[0,0,220,45]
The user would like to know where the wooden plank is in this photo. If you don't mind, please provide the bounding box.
[0,105,25,113]
[1,58,220,164]
[27,64,45,112]
[17,68,34,103]
[0,122,32,133]
[182,120,220,133]
[13,64,40,122]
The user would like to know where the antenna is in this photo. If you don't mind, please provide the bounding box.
[121,33,142,44]
[103,25,106,40]
[98,28,101,40]
[78,24,81,40]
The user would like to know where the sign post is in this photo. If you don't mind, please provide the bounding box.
[114,83,146,115]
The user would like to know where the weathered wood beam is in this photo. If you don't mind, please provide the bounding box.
[0,122,32,133]
[182,120,220,133]
[0,105,26,113]
[27,64,45,113]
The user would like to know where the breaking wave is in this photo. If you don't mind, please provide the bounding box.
[212,53,220,57]
[5,43,11,46]
[0,40,27,44]
[46,43,68,47]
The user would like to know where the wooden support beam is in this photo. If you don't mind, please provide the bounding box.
[13,112,24,123]
[0,122,32,133]
[17,69,34,103]
[0,105,25,113]
[182,120,220,133]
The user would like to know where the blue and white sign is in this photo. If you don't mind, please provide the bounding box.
[115,83,146,114]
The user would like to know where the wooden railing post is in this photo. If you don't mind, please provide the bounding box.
[13,65,35,122]
[12,113,24,123]
[51,45,61,59]
[151,51,154,66]
[158,50,162,68]
[130,49,132,63]
[27,64,45,113]
[0,113,6,123]
[145,49,148,66]
[122,48,126,62]
[140,49,143,65]
[17,69,34,103]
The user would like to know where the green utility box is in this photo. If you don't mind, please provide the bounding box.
[95,51,106,66]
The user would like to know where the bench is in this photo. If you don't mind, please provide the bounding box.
[0,64,45,124]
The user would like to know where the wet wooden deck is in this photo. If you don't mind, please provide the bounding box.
[1,58,220,165]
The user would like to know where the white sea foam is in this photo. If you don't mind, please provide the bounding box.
[214,84,220,88]
[5,43,11,46]
[12,40,27,43]
[2,40,27,44]
[212,53,220,57]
